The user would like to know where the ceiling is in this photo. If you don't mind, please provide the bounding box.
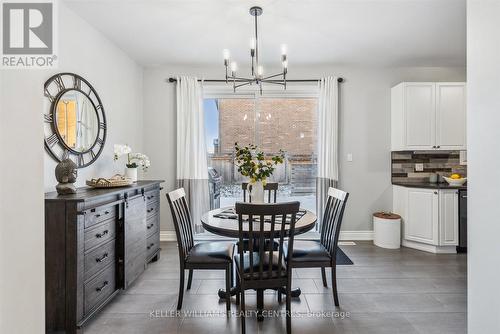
[64,0,466,67]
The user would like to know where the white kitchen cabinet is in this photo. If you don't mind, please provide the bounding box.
[435,83,467,150]
[392,185,459,253]
[439,189,459,246]
[391,82,466,151]
[406,188,439,245]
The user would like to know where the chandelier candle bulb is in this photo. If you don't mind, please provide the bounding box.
[223,49,230,64]
[230,62,238,74]
[257,65,264,76]
[281,44,287,56]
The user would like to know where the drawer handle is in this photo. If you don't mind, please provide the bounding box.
[147,208,155,213]
[96,253,109,263]
[147,243,155,250]
[96,210,110,219]
[147,223,155,229]
[96,280,109,292]
[147,195,155,200]
[95,230,109,238]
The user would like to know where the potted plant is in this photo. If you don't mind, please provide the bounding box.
[234,143,284,203]
[114,144,150,182]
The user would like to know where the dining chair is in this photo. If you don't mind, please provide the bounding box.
[167,188,235,311]
[286,187,349,306]
[234,201,300,334]
[242,182,278,203]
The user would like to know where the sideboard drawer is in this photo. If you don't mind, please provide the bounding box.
[146,201,159,219]
[84,239,116,282]
[84,262,116,315]
[146,214,159,238]
[145,190,159,205]
[84,220,116,251]
[84,205,117,229]
[146,233,160,260]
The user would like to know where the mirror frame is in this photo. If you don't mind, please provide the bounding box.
[44,73,107,168]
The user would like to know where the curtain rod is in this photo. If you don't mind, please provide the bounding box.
[167,77,343,83]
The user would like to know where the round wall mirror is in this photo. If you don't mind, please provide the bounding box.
[55,90,99,153]
[44,73,106,168]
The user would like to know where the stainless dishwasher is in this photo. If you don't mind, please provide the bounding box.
[457,189,467,253]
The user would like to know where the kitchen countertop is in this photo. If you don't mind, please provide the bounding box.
[392,181,467,190]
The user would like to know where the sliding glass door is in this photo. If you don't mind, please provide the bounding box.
[204,93,318,229]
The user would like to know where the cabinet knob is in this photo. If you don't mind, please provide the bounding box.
[434,191,438,195]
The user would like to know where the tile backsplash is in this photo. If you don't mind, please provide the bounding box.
[392,151,467,183]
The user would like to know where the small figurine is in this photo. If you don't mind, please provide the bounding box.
[55,159,78,194]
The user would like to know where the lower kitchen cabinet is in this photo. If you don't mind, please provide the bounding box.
[439,189,459,246]
[393,185,459,253]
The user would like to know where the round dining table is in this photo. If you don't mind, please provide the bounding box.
[201,206,317,320]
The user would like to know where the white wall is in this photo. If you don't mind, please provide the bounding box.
[0,2,143,333]
[42,7,144,191]
[143,64,465,233]
[467,1,500,333]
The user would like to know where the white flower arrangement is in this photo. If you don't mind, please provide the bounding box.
[114,144,150,172]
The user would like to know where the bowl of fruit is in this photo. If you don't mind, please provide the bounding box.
[443,173,467,186]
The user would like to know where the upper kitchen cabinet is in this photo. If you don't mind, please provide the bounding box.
[391,82,466,151]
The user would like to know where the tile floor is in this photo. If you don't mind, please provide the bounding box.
[83,241,467,334]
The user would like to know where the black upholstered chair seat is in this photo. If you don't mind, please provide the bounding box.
[235,251,286,279]
[186,242,235,264]
[286,240,331,263]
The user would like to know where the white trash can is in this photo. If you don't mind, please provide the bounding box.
[373,212,401,249]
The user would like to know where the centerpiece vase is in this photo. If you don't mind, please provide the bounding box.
[250,180,265,203]
[125,167,138,182]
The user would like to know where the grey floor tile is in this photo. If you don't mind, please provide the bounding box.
[124,278,201,295]
[102,294,177,314]
[83,241,468,334]
[404,312,467,334]
[83,312,182,334]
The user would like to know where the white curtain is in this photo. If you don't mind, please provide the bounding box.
[316,76,340,226]
[176,76,209,233]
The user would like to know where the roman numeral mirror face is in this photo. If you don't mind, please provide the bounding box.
[43,73,107,168]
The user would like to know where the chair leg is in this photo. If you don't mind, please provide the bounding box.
[240,288,246,334]
[225,265,231,313]
[331,266,339,306]
[235,273,240,305]
[186,269,193,290]
[278,288,282,303]
[231,260,235,287]
[177,268,185,310]
[321,267,328,287]
[286,284,292,334]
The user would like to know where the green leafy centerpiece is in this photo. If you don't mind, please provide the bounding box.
[234,143,285,203]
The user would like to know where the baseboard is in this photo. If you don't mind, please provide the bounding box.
[160,231,177,241]
[402,239,457,254]
[160,230,374,241]
[339,230,374,241]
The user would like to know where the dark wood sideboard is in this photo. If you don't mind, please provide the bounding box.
[45,180,163,333]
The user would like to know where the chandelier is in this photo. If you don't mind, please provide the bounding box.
[223,6,287,93]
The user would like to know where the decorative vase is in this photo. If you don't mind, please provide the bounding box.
[250,180,265,203]
[125,167,138,182]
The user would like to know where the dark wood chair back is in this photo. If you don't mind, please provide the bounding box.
[319,187,349,261]
[242,182,279,203]
[235,201,300,284]
[166,188,195,262]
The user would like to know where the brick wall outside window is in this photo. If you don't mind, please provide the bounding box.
[217,98,318,156]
